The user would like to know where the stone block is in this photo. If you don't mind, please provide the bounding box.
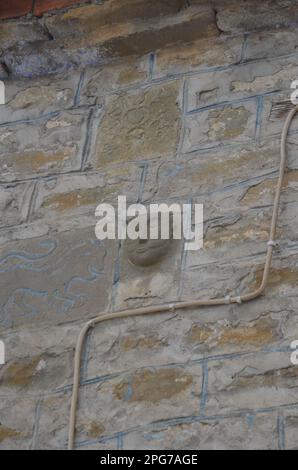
[143,140,280,202]
[245,30,298,61]
[186,57,298,113]
[123,413,279,450]
[0,227,116,328]
[205,351,298,415]
[215,1,298,34]
[32,165,141,230]
[153,35,242,79]
[44,1,192,39]
[80,56,150,105]
[182,100,257,153]
[0,20,47,51]
[284,410,298,450]
[0,109,88,182]
[0,72,79,124]
[96,82,182,167]
[77,364,202,438]
[0,181,35,228]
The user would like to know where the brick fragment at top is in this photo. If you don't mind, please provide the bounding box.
[0,0,33,20]
[33,0,89,17]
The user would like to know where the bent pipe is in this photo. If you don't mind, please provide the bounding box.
[68,106,298,450]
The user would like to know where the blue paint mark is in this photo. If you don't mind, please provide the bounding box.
[1,288,48,326]
[182,79,189,115]
[76,435,119,449]
[137,163,148,203]
[117,433,124,450]
[246,413,255,428]
[51,289,75,314]
[74,70,85,107]
[0,239,58,273]
[186,91,278,116]
[255,95,264,142]
[0,111,60,128]
[148,53,155,80]
[200,359,209,416]
[1,239,107,324]
[277,415,286,450]
[111,240,122,308]
[163,164,182,178]
[124,377,133,402]
[64,263,104,294]
[240,33,249,63]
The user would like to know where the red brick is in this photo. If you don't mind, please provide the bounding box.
[0,0,33,20]
[34,0,89,17]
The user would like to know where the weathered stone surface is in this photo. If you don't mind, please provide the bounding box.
[96,82,182,167]
[240,173,298,209]
[97,10,218,60]
[0,397,35,450]
[123,413,279,450]
[2,0,298,79]
[77,364,202,437]
[188,199,297,270]
[250,262,298,298]
[45,0,192,39]
[182,236,298,303]
[85,307,235,377]
[114,368,193,403]
[206,351,298,415]
[2,4,218,77]
[183,101,257,153]
[2,40,103,78]
[153,35,242,79]
[0,72,79,124]
[0,182,34,228]
[77,439,118,450]
[181,258,259,301]
[32,165,141,230]
[284,411,298,450]
[143,141,281,202]
[80,56,150,105]
[216,317,280,347]
[0,109,88,182]
[44,2,215,49]
[215,1,298,34]
[0,227,115,328]
[245,29,298,61]
[186,57,298,113]
[35,392,70,449]
[0,20,47,52]
[0,350,73,394]
[188,316,281,349]
[34,390,118,449]
[85,305,286,382]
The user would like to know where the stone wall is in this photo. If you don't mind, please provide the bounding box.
[0,0,298,450]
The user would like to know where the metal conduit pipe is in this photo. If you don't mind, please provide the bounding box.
[68,105,298,450]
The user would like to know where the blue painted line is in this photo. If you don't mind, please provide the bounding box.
[277,415,286,450]
[199,359,209,416]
